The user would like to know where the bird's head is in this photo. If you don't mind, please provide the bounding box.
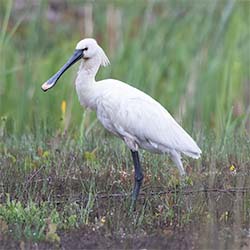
[76,38,110,67]
[41,38,110,92]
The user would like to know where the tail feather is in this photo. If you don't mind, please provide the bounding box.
[183,148,202,159]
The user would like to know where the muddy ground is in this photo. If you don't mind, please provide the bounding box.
[1,226,197,250]
[1,224,250,250]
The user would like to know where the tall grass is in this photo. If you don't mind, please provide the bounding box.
[0,1,249,138]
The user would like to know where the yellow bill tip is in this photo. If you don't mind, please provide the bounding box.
[41,82,51,92]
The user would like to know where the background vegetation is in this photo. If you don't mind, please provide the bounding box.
[0,0,250,249]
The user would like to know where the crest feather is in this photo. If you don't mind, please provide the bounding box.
[98,46,110,67]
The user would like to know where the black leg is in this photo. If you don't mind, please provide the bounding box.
[131,150,144,208]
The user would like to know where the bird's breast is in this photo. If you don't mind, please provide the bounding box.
[75,82,98,110]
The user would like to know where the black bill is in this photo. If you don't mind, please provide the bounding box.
[41,49,83,92]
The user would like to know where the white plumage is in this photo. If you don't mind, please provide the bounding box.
[74,39,201,176]
[42,38,201,203]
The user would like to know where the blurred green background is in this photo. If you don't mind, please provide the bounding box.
[1,1,250,246]
[0,0,249,138]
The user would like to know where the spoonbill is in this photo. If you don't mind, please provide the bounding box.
[41,38,201,206]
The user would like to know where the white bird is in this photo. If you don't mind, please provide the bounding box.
[41,38,201,206]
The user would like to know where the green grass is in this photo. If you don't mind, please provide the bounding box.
[0,1,249,136]
[0,0,250,248]
[0,130,250,246]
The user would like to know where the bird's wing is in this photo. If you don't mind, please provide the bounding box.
[97,86,201,158]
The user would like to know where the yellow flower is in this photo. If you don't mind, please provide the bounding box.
[229,165,235,171]
[61,100,66,116]
[100,216,106,224]
[42,151,50,158]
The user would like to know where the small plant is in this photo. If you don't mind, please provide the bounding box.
[0,195,47,240]
[0,195,88,241]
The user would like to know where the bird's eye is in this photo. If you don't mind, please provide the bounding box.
[83,47,88,51]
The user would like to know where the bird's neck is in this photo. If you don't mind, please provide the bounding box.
[75,61,100,109]
[76,60,100,84]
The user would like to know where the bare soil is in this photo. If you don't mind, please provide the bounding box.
[0,226,197,250]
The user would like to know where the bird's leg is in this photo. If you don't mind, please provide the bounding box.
[170,151,187,188]
[130,150,144,210]
[170,151,186,177]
